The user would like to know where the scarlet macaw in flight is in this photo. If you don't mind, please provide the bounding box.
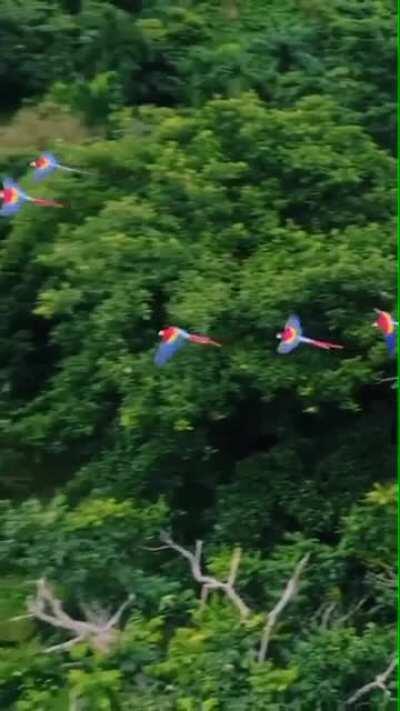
[154,326,221,366]
[30,152,91,181]
[373,309,397,356]
[0,178,64,216]
[276,315,343,354]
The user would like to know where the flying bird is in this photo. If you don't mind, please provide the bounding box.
[154,326,221,366]
[0,178,64,216]
[373,309,397,356]
[30,152,91,181]
[276,315,343,354]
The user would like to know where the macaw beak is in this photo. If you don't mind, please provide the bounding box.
[158,330,163,336]
[0,191,3,199]
[372,323,378,328]
[276,333,282,340]
[29,161,36,167]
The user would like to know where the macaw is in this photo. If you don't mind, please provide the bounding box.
[0,178,64,216]
[30,152,91,181]
[154,326,221,366]
[276,315,343,354]
[373,309,397,356]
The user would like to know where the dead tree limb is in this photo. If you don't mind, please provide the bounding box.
[257,554,310,662]
[345,654,396,706]
[27,578,134,654]
[160,531,250,620]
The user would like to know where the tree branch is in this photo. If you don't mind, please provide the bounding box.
[258,554,310,662]
[160,532,250,620]
[27,579,133,654]
[345,654,397,706]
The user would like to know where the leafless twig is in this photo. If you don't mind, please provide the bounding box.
[320,601,337,630]
[27,578,134,654]
[336,596,368,627]
[160,531,250,620]
[345,654,396,706]
[258,554,310,662]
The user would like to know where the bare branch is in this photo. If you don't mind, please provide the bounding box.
[258,554,310,663]
[345,654,397,706]
[105,593,135,630]
[320,601,337,630]
[9,613,35,622]
[27,578,133,654]
[336,597,368,627]
[44,635,85,654]
[160,532,250,620]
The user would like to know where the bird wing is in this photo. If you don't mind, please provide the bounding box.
[285,314,302,336]
[277,337,300,354]
[154,332,186,366]
[0,202,22,216]
[384,332,396,357]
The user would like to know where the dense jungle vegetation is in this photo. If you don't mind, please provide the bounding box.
[0,0,396,708]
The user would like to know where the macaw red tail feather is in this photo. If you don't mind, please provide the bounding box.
[310,338,343,350]
[32,198,65,208]
[189,334,222,347]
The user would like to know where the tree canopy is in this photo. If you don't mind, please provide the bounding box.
[0,0,396,709]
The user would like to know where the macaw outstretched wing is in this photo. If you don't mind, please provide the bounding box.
[285,314,302,335]
[384,332,396,357]
[154,334,186,366]
[0,203,22,216]
[277,337,301,354]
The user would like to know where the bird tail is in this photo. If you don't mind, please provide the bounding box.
[308,338,343,350]
[32,198,65,208]
[59,165,93,176]
[189,334,222,347]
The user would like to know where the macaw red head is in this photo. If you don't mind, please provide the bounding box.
[158,326,177,341]
[30,156,49,169]
[278,326,297,343]
[0,187,19,204]
[373,309,393,334]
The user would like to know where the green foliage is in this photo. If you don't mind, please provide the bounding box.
[0,0,395,709]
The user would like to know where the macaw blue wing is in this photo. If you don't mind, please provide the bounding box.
[154,335,186,366]
[384,332,396,357]
[285,314,303,336]
[277,337,301,354]
[0,202,22,216]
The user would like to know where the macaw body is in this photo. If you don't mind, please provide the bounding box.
[276,315,343,354]
[0,178,64,216]
[154,326,221,366]
[30,152,90,181]
[373,309,397,356]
